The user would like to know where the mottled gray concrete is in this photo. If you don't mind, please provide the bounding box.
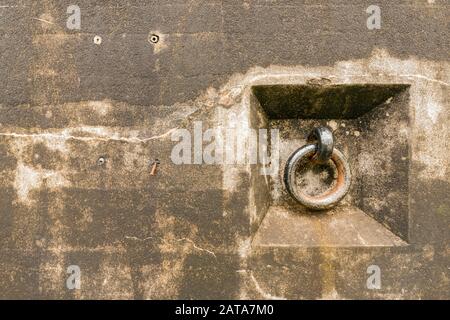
[0,0,448,299]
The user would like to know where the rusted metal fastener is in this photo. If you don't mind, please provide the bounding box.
[150,159,160,176]
[307,126,334,164]
[284,126,351,210]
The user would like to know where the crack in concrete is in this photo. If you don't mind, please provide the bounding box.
[124,236,154,242]
[175,238,217,258]
[396,74,449,86]
[0,128,178,143]
[32,17,55,25]
[249,272,286,300]
[124,235,217,258]
[238,72,449,88]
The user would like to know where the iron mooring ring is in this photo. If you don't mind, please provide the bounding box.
[307,126,334,164]
[283,127,351,210]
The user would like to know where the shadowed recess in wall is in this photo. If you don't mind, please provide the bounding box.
[252,84,409,119]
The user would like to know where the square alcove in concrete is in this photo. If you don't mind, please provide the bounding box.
[249,84,411,247]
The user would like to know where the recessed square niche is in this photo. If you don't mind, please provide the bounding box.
[249,84,411,247]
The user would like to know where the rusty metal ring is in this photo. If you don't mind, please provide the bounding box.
[307,126,334,164]
[284,144,351,210]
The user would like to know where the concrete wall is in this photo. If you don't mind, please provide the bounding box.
[0,0,448,299]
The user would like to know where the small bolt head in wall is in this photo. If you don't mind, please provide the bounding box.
[97,157,106,166]
[150,159,160,175]
[149,34,159,44]
[93,35,102,45]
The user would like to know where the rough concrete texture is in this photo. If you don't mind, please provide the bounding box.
[0,0,449,299]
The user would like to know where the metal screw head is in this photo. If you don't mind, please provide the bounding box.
[149,34,159,44]
[97,157,106,166]
[93,35,102,45]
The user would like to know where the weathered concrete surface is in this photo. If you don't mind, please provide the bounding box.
[0,0,449,299]
[253,206,407,247]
